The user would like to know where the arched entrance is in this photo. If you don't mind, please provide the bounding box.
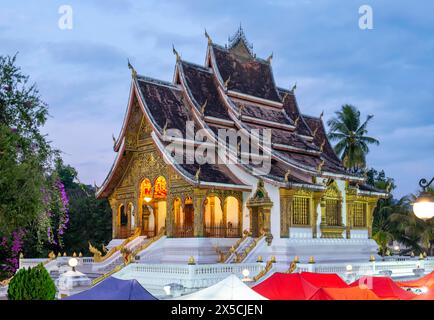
[139,176,167,237]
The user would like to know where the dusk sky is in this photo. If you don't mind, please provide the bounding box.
[1,0,433,198]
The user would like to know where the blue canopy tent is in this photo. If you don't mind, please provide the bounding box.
[64,277,157,300]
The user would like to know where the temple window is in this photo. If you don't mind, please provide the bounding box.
[352,202,367,227]
[119,204,128,226]
[325,199,340,226]
[141,178,152,203]
[154,176,167,199]
[292,196,310,226]
[323,182,342,226]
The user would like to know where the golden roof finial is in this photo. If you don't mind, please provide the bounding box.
[291,82,297,93]
[127,58,137,78]
[172,44,180,61]
[320,140,326,152]
[267,52,273,64]
[112,133,116,146]
[195,166,201,182]
[284,169,291,182]
[204,29,212,45]
[312,127,319,139]
[317,159,325,173]
[294,116,300,127]
[282,92,289,101]
[163,119,168,136]
[319,110,324,120]
[201,99,208,114]
[224,76,231,88]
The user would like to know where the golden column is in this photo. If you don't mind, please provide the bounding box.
[279,189,294,238]
[165,194,174,237]
[346,199,354,239]
[193,188,207,237]
[312,192,323,238]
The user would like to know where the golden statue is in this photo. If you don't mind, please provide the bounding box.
[89,242,103,262]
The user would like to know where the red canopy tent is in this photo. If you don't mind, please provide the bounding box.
[310,287,381,300]
[397,271,434,289]
[300,272,348,288]
[412,287,434,300]
[252,273,321,300]
[350,276,415,300]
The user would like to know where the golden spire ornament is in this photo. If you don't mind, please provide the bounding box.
[204,29,212,44]
[200,99,208,114]
[224,76,231,88]
[284,169,291,182]
[127,58,137,78]
[266,52,273,64]
[172,44,180,61]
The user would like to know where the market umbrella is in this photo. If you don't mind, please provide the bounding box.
[350,276,415,300]
[64,276,157,300]
[252,273,320,300]
[310,287,381,300]
[300,272,348,288]
[397,271,434,289]
[175,275,267,300]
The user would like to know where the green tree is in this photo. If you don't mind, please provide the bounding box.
[327,104,379,171]
[55,159,112,255]
[7,264,56,300]
[0,54,57,259]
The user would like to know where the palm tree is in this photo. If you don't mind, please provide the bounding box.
[373,195,434,256]
[389,193,434,255]
[327,104,379,171]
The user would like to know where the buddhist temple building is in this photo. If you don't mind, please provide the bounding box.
[96,27,388,263]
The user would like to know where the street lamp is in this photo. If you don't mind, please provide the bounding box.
[413,178,434,220]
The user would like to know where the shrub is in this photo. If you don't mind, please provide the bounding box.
[7,263,56,300]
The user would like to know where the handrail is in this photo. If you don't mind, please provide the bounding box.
[235,234,265,263]
[90,227,141,263]
[91,229,165,286]
[216,233,249,263]
[253,259,273,282]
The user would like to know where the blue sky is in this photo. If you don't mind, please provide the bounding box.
[1,0,433,197]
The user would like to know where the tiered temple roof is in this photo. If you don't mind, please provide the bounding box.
[97,27,385,198]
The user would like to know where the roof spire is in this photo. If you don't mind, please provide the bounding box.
[284,169,291,182]
[224,76,231,89]
[195,166,201,182]
[319,110,324,120]
[294,116,300,127]
[200,99,208,114]
[127,59,137,78]
[320,140,326,152]
[317,159,325,173]
[228,23,254,55]
[290,82,297,93]
[204,29,212,45]
[172,44,180,61]
[267,52,273,64]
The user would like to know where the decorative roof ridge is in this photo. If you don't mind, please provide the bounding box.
[136,74,178,89]
[211,42,270,65]
[180,60,212,73]
[228,24,254,56]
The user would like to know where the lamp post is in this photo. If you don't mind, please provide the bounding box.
[413,178,434,220]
